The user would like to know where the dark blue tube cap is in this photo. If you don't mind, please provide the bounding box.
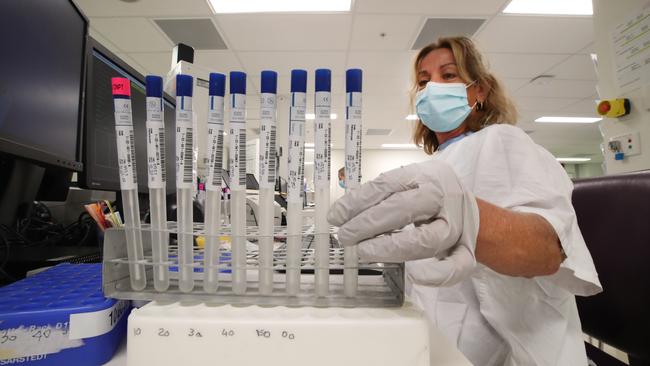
[230,71,246,95]
[261,71,278,94]
[346,68,362,93]
[209,73,226,97]
[315,69,331,92]
[290,69,307,93]
[176,74,193,97]
[145,75,163,97]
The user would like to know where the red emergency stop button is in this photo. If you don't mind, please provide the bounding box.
[598,101,611,115]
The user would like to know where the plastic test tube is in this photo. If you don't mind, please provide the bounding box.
[175,74,195,293]
[258,71,278,295]
[111,77,146,291]
[144,75,169,292]
[313,69,332,297]
[286,69,308,296]
[344,69,363,297]
[229,72,248,295]
[203,73,226,293]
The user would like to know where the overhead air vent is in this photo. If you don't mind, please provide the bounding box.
[154,18,227,50]
[365,129,392,136]
[412,18,486,50]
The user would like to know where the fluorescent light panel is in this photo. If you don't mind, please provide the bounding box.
[381,144,418,149]
[556,157,591,162]
[503,0,593,15]
[535,116,602,124]
[208,0,351,13]
[406,114,418,120]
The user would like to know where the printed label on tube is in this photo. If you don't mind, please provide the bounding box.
[146,97,165,189]
[288,92,306,202]
[114,99,137,190]
[207,95,225,192]
[314,91,331,187]
[346,92,362,188]
[229,93,246,190]
[176,96,194,189]
[259,93,277,189]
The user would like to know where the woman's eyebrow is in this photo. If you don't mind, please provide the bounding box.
[417,70,429,78]
[439,62,457,69]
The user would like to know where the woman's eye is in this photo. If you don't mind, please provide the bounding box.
[417,80,428,87]
[443,73,457,80]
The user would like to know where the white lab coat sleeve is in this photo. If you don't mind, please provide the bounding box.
[470,125,602,296]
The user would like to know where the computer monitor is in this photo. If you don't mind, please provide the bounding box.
[0,0,88,225]
[79,37,177,193]
[246,174,259,190]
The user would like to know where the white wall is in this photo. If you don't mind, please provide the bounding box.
[328,148,431,205]
[593,0,650,174]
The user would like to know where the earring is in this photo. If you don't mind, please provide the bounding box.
[477,101,484,111]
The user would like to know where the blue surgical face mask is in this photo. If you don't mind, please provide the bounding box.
[338,180,346,189]
[415,81,476,133]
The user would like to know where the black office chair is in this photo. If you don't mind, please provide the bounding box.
[572,170,650,366]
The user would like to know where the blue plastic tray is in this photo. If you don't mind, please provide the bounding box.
[0,264,129,365]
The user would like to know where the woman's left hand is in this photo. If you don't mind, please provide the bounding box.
[327,160,480,286]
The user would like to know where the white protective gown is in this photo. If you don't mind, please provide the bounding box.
[406,124,602,366]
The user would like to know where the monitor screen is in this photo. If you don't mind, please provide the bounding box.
[80,38,176,192]
[0,0,87,170]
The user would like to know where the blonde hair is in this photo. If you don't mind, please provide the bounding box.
[411,37,518,154]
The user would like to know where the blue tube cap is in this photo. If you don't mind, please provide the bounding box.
[230,71,246,95]
[291,69,307,93]
[346,68,362,93]
[315,69,331,92]
[176,74,193,97]
[261,71,278,94]
[209,73,226,97]
[145,75,163,98]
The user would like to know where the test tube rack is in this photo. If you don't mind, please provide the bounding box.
[102,223,404,308]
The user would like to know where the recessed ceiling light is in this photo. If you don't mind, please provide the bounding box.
[330,113,337,120]
[556,157,591,162]
[381,143,419,149]
[405,114,418,120]
[503,0,592,15]
[207,0,351,14]
[535,116,602,124]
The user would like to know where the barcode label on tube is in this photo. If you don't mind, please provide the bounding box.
[146,120,166,189]
[115,125,137,190]
[229,94,246,190]
[314,91,331,187]
[346,101,362,189]
[175,124,194,189]
[259,98,277,189]
[207,128,224,191]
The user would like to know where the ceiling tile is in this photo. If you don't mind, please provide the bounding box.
[556,98,599,115]
[90,18,172,52]
[514,96,583,112]
[346,51,416,77]
[354,0,510,16]
[194,50,243,74]
[237,52,346,77]
[485,53,569,78]
[475,15,593,54]
[547,54,598,80]
[216,14,351,51]
[515,79,597,99]
[129,52,172,76]
[500,78,530,94]
[75,0,212,17]
[349,14,422,51]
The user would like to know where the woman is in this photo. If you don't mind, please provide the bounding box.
[328,37,602,365]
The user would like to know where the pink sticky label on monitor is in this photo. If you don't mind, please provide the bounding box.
[111,77,131,96]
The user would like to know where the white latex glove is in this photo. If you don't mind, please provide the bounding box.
[327,160,480,286]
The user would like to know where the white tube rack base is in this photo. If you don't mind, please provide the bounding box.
[102,223,404,308]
